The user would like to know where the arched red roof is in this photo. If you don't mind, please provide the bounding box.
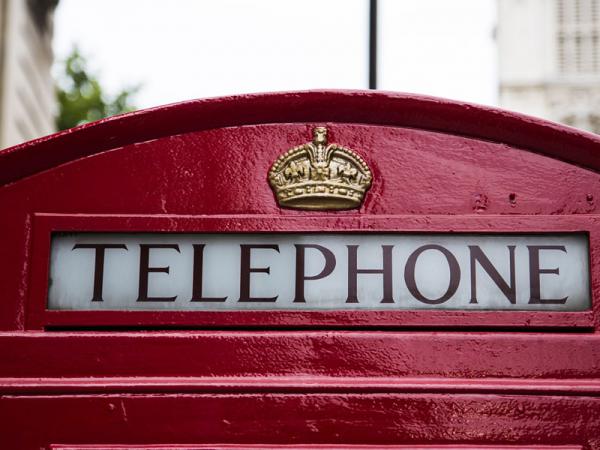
[1,90,599,186]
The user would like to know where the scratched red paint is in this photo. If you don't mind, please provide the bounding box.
[0,91,600,448]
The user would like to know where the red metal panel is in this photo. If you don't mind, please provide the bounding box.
[0,91,599,447]
[2,394,599,448]
[2,121,600,330]
[1,91,600,186]
[2,332,600,379]
[50,445,585,449]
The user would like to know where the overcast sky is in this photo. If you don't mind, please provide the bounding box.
[53,0,497,110]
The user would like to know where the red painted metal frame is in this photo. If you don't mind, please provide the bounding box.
[3,91,600,447]
[28,213,597,330]
[4,391,599,447]
[3,331,600,379]
[49,445,584,449]
[2,90,600,187]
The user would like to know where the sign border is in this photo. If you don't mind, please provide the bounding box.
[26,213,598,330]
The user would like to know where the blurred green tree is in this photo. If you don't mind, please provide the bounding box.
[55,48,139,131]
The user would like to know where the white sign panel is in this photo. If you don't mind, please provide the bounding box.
[48,233,590,311]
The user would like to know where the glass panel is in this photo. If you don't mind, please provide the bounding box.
[48,232,590,312]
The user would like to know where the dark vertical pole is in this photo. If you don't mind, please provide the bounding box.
[369,0,378,89]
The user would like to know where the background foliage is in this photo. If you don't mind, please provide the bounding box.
[55,48,139,131]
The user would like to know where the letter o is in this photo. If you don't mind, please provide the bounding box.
[404,245,461,304]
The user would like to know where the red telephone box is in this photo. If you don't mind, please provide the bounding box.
[1,91,600,448]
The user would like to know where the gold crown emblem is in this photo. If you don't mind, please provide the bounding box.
[268,127,372,210]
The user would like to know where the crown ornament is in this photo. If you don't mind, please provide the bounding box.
[268,127,372,210]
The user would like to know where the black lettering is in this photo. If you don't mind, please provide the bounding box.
[528,245,568,304]
[469,245,516,304]
[137,244,180,302]
[239,244,280,302]
[346,245,394,303]
[72,243,128,302]
[404,245,460,304]
[294,244,336,303]
[190,244,227,302]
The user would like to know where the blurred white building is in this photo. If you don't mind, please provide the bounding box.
[0,0,57,149]
[498,0,600,132]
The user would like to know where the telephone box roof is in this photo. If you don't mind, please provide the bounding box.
[1,89,599,187]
